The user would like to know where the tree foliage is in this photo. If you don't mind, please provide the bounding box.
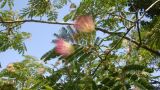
[0,0,160,89]
[0,55,52,90]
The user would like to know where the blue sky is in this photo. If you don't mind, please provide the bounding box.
[0,0,80,69]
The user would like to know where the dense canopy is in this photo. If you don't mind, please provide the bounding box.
[0,0,160,89]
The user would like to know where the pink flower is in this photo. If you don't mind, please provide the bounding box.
[55,39,74,57]
[74,15,95,32]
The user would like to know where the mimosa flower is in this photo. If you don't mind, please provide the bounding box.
[7,64,15,72]
[7,64,14,68]
[55,39,74,57]
[74,15,95,32]
[8,68,15,72]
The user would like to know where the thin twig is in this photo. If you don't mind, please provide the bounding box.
[136,11,142,46]
[92,54,104,77]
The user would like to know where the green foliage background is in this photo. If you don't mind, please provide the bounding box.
[0,0,160,89]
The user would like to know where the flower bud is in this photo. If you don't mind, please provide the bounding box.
[70,3,76,9]
[104,49,110,54]
[55,60,62,66]
[37,68,45,75]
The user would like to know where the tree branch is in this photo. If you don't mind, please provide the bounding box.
[92,26,160,77]
[95,0,160,56]
[0,19,74,25]
[97,27,160,56]
[0,0,158,26]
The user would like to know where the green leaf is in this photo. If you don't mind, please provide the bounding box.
[122,64,146,72]
[63,10,75,22]
[137,78,154,90]
[92,80,98,90]
[44,85,53,90]
[0,0,7,8]
[65,46,84,62]
[41,48,59,61]
[78,51,92,63]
